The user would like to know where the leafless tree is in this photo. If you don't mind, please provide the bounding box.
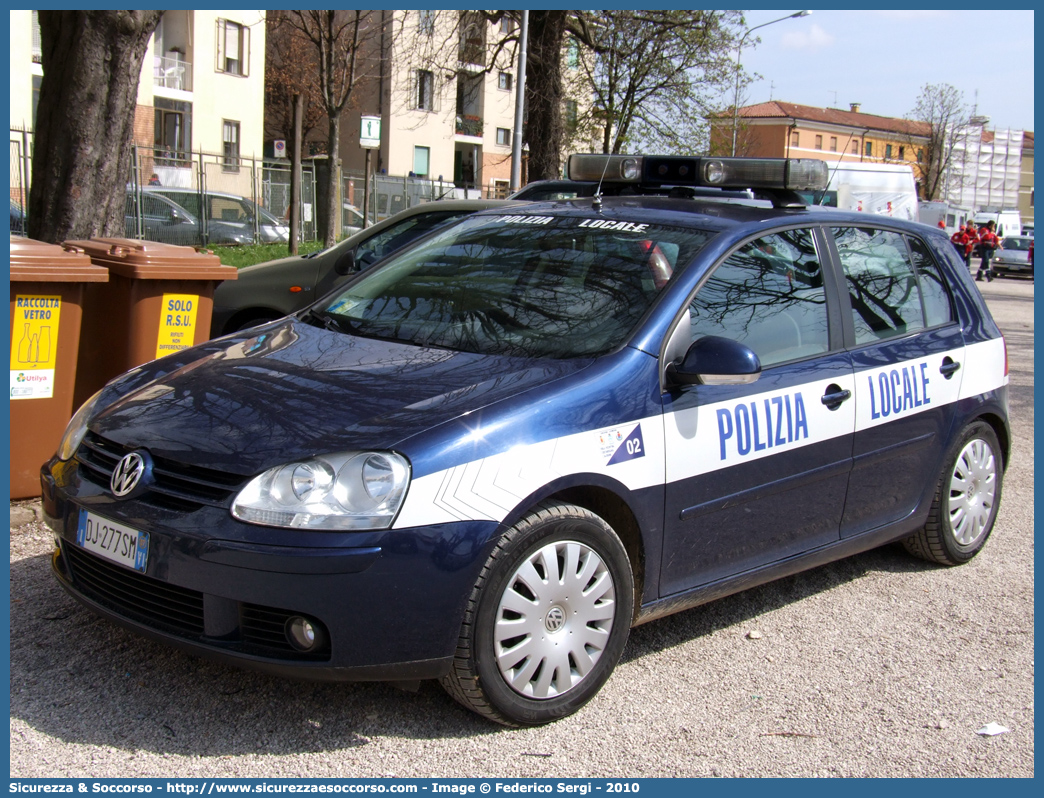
[907,83,970,201]
[282,11,385,247]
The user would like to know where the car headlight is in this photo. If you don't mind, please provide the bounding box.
[57,390,104,461]
[232,451,411,530]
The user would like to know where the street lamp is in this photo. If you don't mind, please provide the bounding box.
[731,10,811,157]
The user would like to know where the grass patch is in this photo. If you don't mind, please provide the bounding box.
[213,240,326,269]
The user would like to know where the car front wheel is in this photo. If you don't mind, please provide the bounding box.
[441,501,634,726]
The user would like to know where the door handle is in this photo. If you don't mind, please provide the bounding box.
[940,357,961,379]
[821,385,851,410]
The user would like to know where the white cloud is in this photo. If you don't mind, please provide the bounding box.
[779,24,835,52]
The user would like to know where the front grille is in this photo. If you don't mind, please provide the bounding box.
[64,543,205,635]
[76,432,249,511]
[62,544,331,662]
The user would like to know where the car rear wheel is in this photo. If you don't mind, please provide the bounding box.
[440,501,633,726]
[903,421,1003,565]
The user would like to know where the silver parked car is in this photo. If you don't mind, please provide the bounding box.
[991,236,1033,277]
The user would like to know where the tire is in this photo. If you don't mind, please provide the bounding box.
[903,421,1003,565]
[440,501,634,726]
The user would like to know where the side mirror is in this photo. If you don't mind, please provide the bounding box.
[334,249,356,276]
[666,335,761,387]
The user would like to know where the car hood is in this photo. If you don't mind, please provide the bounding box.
[91,319,589,476]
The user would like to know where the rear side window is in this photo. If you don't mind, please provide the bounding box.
[907,236,954,328]
[688,228,830,367]
[832,227,926,344]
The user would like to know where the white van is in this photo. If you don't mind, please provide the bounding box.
[802,162,919,221]
[973,210,1022,238]
[919,201,974,236]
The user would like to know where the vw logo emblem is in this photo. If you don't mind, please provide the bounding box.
[545,606,566,633]
[111,452,146,498]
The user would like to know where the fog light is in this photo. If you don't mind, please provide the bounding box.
[286,616,319,651]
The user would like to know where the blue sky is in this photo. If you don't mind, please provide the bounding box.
[736,9,1034,131]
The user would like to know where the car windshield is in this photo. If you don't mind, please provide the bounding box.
[314,213,713,358]
[1002,237,1030,251]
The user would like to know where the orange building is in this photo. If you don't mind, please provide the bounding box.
[711,101,932,194]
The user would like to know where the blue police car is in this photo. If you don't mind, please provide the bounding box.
[42,155,1009,726]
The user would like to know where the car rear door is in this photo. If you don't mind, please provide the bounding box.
[660,227,856,595]
[825,226,965,537]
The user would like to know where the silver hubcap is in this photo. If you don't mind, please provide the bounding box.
[494,540,616,699]
[948,438,997,546]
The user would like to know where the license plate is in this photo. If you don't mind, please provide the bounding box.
[75,509,149,573]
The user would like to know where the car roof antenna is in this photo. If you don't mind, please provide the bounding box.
[592,155,612,212]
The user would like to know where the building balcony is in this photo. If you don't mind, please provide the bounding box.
[455,115,484,138]
[154,54,192,92]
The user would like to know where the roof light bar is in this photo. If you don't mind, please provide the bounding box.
[566,154,829,192]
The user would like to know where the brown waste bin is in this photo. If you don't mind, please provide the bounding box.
[9,236,109,499]
[69,238,238,409]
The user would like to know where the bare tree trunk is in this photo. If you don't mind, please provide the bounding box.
[324,114,341,249]
[29,11,161,243]
[524,11,567,181]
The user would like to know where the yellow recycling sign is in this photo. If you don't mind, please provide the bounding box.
[11,294,62,400]
[155,293,200,359]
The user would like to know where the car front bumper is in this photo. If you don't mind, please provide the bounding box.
[41,461,501,682]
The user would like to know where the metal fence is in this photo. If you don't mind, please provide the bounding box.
[9,128,510,246]
[9,129,319,247]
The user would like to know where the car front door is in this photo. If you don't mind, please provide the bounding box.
[827,226,965,537]
[660,227,856,595]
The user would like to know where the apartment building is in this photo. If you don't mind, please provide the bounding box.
[10,10,266,196]
[711,101,932,188]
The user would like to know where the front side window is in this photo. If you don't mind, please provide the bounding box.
[908,235,954,328]
[222,120,240,171]
[833,227,925,344]
[688,229,830,368]
[318,215,713,358]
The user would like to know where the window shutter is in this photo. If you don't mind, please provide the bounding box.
[225,22,240,62]
[215,19,225,73]
[411,69,418,109]
[242,25,250,77]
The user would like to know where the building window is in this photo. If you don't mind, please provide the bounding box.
[498,71,513,91]
[415,70,434,111]
[496,127,511,146]
[917,149,924,162]
[222,120,240,171]
[815,134,823,150]
[899,145,905,160]
[31,11,41,63]
[565,100,578,131]
[830,136,837,152]
[790,131,799,148]
[500,15,515,34]
[216,19,249,77]
[852,141,859,154]
[865,141,873,157]
[154,98,192,165]
[885,143,893,159]
[418,10,435,35]
[413,146,430,177]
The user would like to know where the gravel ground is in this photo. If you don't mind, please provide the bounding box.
[9,276,1033,778]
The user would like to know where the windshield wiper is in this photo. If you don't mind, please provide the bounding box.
[301,308,357,335]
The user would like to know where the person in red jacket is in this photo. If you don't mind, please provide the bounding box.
[961,222,979,269]
[976,220,1000,282]
[951,225,970,263]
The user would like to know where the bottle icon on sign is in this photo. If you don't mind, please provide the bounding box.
[16,323,31,363]
[15,323,48,364]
